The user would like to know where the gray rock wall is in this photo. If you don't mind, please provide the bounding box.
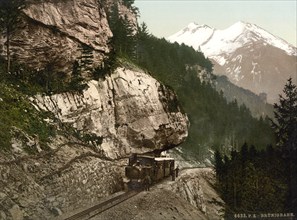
[0,142,126,219]
[0,1,191,219]
[1,0,112,73]
[32,67,189,159]
[0,64,189,219]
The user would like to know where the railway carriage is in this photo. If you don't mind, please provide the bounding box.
[125,154,175,190]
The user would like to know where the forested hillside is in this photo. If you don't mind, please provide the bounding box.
[129,24,274,158]
[106,5,276,157]
[107,0,296,215]
[215,79,297,216]
[0,0,275,159]
[215,75,274,119]
[215,143,288,217]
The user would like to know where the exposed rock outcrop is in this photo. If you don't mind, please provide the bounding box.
[31,67,189,159]
[0,68,189,218]
[0,138,127,219]
[159,168,225,220]
[0,1,192,219]
[1,0,113,74]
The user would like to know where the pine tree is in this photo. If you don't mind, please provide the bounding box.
[122,0,138,14]
[271,77,297,214]
[123,0,134,8]
[107,3,136,59]
[138,22,149,37]
[272,78,297,147]
[79,44,94,77]
[0,0,26,73]
[214,150,224,182]
[136,22,150,62]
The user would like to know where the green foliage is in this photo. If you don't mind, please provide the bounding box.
[216,75,274,118]
[107,3,137,60]
[0,54,90,95]
[132,27,274,159]
[272,78,297,147]
[0,0,25,30]
[93,48,117,79]
[215,144,288,217]
[79,133,103,146]
[0,82,55,152]
[0,0,26,73]
[122,0,138,14]
[216,80,297,216]
[122,0,134,8]
[271,78,297,214]
[0,0,184,154]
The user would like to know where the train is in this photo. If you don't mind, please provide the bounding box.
[125,154,176,190]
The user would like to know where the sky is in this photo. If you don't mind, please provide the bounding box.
[134,0,297,47]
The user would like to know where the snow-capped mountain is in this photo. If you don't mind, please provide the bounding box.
[168,21,297,103]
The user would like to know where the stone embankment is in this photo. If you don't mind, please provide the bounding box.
[0,139,125,219]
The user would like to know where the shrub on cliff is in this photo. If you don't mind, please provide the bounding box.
[0,0,26,73]
[0,83,55,152]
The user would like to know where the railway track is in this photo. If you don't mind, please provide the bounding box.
[62,166,205,220]
[62,190,139,220]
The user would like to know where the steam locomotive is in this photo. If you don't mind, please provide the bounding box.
[125,154,175,190]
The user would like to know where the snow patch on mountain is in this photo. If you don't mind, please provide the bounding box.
[168,21,297,66]
[171,22,215,50]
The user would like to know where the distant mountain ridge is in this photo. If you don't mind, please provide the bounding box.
[168,21,297,103]
[215,75,274,119]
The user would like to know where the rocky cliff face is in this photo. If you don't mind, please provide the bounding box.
[1,0,112,74]
[32,66,188,159]
[0,1,192,219]
[0,65,188,219]
[0,137,127,219]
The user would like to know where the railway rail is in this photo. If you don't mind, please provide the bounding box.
[62,190,139,220]
[62,166,206,220]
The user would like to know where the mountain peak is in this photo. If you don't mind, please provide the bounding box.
[168,21,297,62]
[187,22,199,28]
[183,22,214,34]
[168,21,297,104]
[187,22,211,29]
[235,20,249,25]
[230,21,250,29]
[168,22,215,51]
